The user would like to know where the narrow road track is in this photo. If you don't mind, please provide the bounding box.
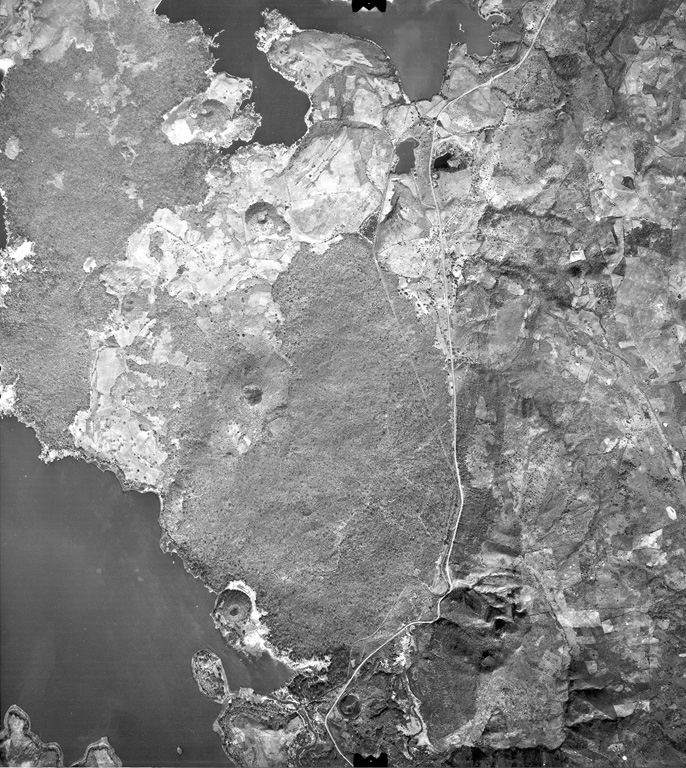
[323,4,559,763]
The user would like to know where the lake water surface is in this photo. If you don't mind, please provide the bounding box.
[157,0,499,145]
[0,418,291,766]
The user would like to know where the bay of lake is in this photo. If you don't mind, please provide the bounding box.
[157,0,499,145]
[0,418,291,766]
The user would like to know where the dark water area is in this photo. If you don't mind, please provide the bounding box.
[0,418,292,766]
[433,150,452,169]
[157,0,499,145]
[394,138,417,172]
